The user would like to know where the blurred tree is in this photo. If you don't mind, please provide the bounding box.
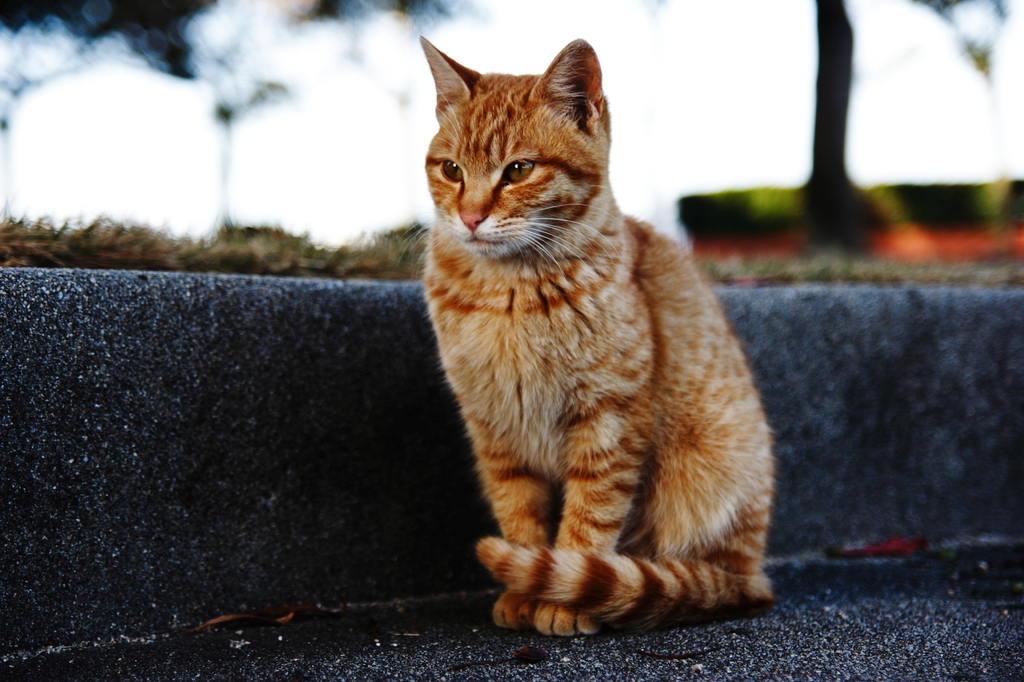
[190,0,462,228]
[0,23,84,214]
[913,0,1010,251]
[913,0,1006,75]
[808,0,1011,254]
[0,1,212,78]
[0,1,458,77]
[211,82,289,228]
[187,0,290,227]
[0,0,212,213]
[0,0,461,226]
[806,0,864,253]
[297,0,457,23]
[286,0,464,228]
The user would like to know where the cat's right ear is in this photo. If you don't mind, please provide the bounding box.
[533,39,604,133]
[420,37,480,120]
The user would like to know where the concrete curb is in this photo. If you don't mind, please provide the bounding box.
[1,268,1022,655]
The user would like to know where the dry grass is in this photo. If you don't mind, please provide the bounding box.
[700,254,1024,288]
[0,217,426,280]
[2,216,1024,286]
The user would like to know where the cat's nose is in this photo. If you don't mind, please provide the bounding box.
[461,213,486,233]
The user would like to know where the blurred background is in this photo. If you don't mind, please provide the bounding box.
[1,0,1022,261]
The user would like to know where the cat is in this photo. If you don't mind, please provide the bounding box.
[420,37,776,636]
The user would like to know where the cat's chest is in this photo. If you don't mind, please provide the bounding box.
[427,270,650,475]
[429,276,645,405]
[432,285,594,471]
[431,279,610,378]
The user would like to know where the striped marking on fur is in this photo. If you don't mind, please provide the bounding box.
[476,537,775,631]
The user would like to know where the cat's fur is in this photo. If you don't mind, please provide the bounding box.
[420,37,775,636]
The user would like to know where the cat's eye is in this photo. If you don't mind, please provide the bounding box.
[442,161,463,182]
[503,161,534,183]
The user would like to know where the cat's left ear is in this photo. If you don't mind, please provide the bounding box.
[421,36,481,121]
[533,39,605,133]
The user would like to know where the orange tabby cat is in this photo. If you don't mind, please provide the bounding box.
[420,37,775,636]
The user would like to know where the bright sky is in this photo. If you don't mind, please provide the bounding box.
[4,0,1023,244]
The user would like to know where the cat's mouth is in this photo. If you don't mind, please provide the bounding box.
[464,229,506,247]
[462,231,520,258]
[468,233,500,244]
[467,235,506,252]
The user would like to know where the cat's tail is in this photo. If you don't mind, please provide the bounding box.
[476,536,775,631]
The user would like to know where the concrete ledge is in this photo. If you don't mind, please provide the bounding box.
[1,268,1022,654]
[727,286,1024,550]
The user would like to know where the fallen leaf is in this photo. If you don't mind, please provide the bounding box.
[512,646,548,663]
[183,604,346,633]
[448,646,548,672]
[826,536,928,558]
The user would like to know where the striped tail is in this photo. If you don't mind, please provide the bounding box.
[476,536,775,631]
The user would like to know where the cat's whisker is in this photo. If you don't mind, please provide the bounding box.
[524,217,625,266]
[540,201,618,219]
[540,219,623,259]
[520,229,598,267]
[518,223,595,267]
[534,205,618,230]
[513,230,573,278]
[437,116,462,145]
[429,224,462,263]
[427,92,465,147]
[520,225,579,262]
[391,224,429,265]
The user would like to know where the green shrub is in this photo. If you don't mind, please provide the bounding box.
[1011,180,1024,221]
[680,183,1014,237]
[678,187,803,237]
[863,184,998,225]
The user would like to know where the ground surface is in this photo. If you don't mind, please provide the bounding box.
[6,544,1022,682]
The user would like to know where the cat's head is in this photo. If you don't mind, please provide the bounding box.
[422,38,614,261]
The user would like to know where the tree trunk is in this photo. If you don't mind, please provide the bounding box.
[1,118,11,216]
[807,0,864,252]
[218,116,232,229]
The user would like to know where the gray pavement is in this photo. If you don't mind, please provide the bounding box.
[5,542,1023,681]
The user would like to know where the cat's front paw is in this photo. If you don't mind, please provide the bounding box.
[533,602,600,636]
[492,590,538,630]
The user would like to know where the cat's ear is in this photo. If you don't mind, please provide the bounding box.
[533,39,605,133]
[420,37,481,120]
